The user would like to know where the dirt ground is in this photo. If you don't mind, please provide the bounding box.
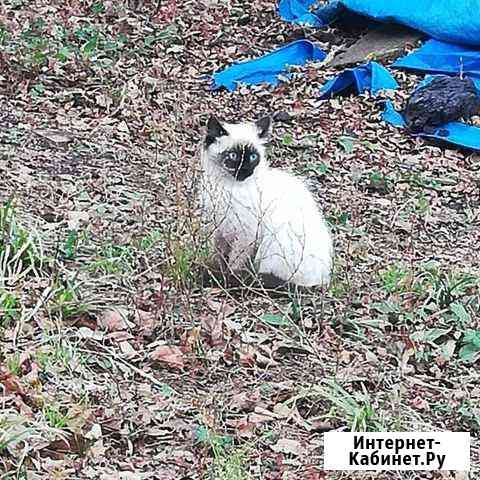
[0,1,479,479]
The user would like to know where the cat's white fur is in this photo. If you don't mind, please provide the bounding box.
[200,119,333,287]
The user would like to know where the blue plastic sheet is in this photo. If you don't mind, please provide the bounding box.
[278,0,336,27]
[393,40,480,89]
[279,0,480,47]
[212,40,326,91]
[382,101,406,127]
[319,62,398,99]
[382,100,480,151]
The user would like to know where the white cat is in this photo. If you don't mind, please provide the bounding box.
[199,115,333,288]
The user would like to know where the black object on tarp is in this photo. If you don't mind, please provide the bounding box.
[404,75,480,133]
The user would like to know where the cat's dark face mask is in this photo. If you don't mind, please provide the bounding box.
[204,115,271,181]
[221,144,260,181]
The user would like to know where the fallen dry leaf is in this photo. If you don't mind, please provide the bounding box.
[182,327,201,352]
[225,418,256,438]
[230,389,261,412]
[238,344,256,367]
[247,412,273,425]
[134,309,157,331]
[150,345,186,369]
[206,298,236,317]
[119,341,138,358]
[272,402,293,419]
[98,309,130,332]
[271,438,306,456]
[200,313,224,347]
[308,420,334,432]
[0,366,27,399]
[411,395,430,411]
[34,128,74,144]
[67,210,90,230]
[338,350,352,363]
[23,361,40,388]
[255,349,277,367]
[85,423,106,457]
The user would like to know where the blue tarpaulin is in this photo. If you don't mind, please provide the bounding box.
[277,0,480,150]
[319,61,398,98]
[278,0,334,27]
[211,0,480,150]
[382,100,480,151]
[212,40,326,91]
[279,0,480,47]
[392,41,480,150]
[393,40,480,89]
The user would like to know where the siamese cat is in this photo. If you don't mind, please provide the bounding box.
[200,115,333,289]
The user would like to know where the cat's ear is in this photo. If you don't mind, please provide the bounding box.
[206,116,228,141]
[255,115,272,140]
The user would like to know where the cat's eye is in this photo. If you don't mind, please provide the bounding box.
[249,153,258,162]
[227,151,238,161]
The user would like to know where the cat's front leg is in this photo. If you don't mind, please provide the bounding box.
[203,231,255,287]
[199,231,230,287]
[213,232,231,271]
